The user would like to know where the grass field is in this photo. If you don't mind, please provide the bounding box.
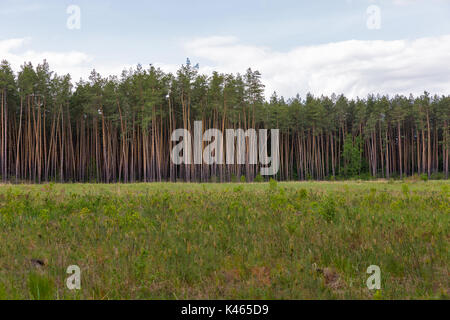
[0,180,448,300]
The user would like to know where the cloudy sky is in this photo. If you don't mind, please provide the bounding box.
[1,0,450,98]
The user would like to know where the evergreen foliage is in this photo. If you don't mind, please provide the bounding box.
[0,59,448,182]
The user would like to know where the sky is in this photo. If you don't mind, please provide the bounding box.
[1,0,450,98]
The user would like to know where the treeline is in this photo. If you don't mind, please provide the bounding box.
[0,59,448,183]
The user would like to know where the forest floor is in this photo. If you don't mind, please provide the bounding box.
[0,180,448,300]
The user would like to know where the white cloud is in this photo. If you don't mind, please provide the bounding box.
[0,37,133,83]
[182,35,450,98]
[0,38,28,52]
[1,35,450,99]
[0,38,92,80]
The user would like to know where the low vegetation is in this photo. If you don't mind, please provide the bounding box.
[0,181,448,300]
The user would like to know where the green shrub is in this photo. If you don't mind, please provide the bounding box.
[254,174,264,183]
[359,173,372,181]
[269,188,289,212]
[373,290,383,300]
[297,188,308,200]
[319,196,337,222]
[430,172,444,180]
[342,134,363,178]
[420,174,429,182]
[269,178,278,191]
[240,175,246,183]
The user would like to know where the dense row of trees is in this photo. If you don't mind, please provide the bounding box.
[0,59,448,183]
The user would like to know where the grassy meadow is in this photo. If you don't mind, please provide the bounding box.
[0,180,448,300]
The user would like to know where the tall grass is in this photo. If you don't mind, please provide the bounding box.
[0,181,448,300]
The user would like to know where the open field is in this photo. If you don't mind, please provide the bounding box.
[0,180,448,300]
